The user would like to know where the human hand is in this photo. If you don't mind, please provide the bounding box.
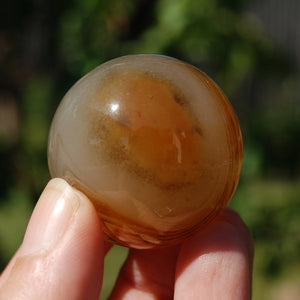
[0,178,253,299]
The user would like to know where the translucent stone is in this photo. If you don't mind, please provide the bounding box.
[48,54,243,249]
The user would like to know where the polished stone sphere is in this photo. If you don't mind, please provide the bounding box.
[48,54,243,248]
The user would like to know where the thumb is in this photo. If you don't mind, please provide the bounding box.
[0,178,105,300]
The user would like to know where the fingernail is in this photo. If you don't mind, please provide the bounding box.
[20,178,80,256]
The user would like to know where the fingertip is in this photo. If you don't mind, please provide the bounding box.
[175,209,253,300]
[178,208,254,265]
[216,208,254,260]
[52,179,105,299]
[0,178,105,300]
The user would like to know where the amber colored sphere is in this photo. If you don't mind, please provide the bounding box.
[48,54,243,249]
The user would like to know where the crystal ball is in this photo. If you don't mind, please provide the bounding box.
[48,54,243,249]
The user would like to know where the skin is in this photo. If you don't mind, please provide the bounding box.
[0,178,254,300]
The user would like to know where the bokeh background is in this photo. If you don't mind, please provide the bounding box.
[0,0,299,299]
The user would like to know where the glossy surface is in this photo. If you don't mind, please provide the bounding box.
[48,54,243,248]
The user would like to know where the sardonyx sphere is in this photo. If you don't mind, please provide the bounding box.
[48,54,243,249]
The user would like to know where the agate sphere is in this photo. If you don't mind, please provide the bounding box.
[48,54,243,248]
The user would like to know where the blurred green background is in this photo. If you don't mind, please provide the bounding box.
[0,0,299,299]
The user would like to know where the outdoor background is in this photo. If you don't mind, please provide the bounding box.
[0,0,299,299]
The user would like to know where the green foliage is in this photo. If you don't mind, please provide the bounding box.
[0,188,32,267]
[249,109,300,177]
[230,180,300,298]
[100,246,129,299]
[241,142,264,179]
